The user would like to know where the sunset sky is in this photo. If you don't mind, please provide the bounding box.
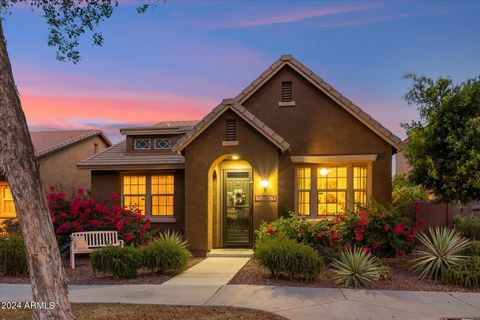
[3,1,480,142]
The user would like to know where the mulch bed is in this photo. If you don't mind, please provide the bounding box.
[0,256,205,285]
[229,257,480,292]
[0,304,286,320]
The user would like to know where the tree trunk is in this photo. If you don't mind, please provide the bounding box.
[0,20,75,320]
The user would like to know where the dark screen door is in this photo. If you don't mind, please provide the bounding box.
[223,170,252,246]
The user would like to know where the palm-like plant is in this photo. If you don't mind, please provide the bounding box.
[412,227,470,281]
[330,247,383,288]
[156,230,189,249]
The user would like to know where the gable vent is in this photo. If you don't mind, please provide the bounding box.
[226,119,237,141]
[281,81,293,102]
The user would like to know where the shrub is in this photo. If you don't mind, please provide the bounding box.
[90,246,141,279]
[329,246,384,288]
[467,241,480,256]
[392,174,428,204]
[142,230,191,274]
[48,188,153,250]
[0,219,21,237]
[445,256,480,288]
[453,216,480,240]
[254,237,324,282]
[412,227,470,281]
[0,236,28,276]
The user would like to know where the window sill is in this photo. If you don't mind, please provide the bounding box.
[149,216,176,223]
[278,101,296,107]
[222,140,239,146]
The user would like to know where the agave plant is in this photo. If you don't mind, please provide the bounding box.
[156,229,189,248]
[330,247,383,288]
[412,227,470,281]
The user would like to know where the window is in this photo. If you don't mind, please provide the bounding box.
[295,164,370,217]
[123,175,146,213]
[134,138,151,150]
[296,168,311,216]
[353,166,368,208]
[281,81,293,102]
[154,138,171,150]
[226,119,237,141]
[0,184,16,219]
[318,166,347,215]
[122,174,175,219]
[151,175,174,216]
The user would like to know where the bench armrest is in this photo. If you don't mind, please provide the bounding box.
[70,241,75,251]
[119,240,124,247]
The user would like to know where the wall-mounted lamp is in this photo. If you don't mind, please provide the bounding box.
[261,179,269,192]
[231,155,239,160]
[319,168,329,176]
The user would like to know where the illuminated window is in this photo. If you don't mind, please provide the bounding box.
[154,138,171,150]
[296,167,311,215]
[318,166,347,215]
[0,184,16,219]
[134,138,151,150]
[151,175,174,216]
[123,175,146,214]
[354,166,368,208]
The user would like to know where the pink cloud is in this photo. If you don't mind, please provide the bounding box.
[315,13,413,28]
[209,3,381,29]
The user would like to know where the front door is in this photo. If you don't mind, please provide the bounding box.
[223,170,252,247]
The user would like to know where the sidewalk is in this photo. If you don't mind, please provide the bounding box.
[1,283,479,320]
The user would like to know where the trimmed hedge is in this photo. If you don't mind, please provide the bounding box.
[90,246,141,279]
[0,236,28,276]
[453,216,480,240]
[469,241,480,256]
[254,237,324,282]
[142,231,191,274]
[446,256,480,288]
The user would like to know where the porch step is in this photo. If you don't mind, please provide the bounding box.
[206,248,253,258]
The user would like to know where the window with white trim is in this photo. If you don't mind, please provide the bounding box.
[123,175,146,213]
[295,164,370,217]
[151,175,174,216]
[154,138,171,150]
[134,138,151,150]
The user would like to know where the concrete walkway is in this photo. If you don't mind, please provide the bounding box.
[162,257,250,286]
[1,283,479,320]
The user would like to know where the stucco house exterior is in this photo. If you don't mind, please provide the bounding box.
[0,130,111,221]
[79,55,402,256]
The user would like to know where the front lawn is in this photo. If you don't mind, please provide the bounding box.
[0,304,285,320]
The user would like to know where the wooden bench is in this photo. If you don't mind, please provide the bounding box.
[70,231,124,269]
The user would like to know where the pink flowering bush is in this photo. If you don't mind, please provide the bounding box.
[48,188,152,250]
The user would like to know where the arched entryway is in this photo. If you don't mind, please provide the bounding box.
[208,154,253,248]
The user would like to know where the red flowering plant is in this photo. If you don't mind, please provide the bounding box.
[336,203,416,257]
[48,188,153,252]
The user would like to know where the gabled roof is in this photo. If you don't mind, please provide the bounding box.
[120,120,199,136]
[235,55,402,150]
[77,140,185,170]
[31,129,111,158]
[173,99,290,154]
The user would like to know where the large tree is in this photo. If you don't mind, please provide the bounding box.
[402,74,480,204]
[0,1,152,319]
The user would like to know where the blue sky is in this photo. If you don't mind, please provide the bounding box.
[3,0,480,142]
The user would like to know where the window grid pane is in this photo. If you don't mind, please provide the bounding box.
[317,166,347,215]
[353,166,367,207]
[296,168,311,216]
[154,138,171,150]
[151,175,174,216]
[134,139,151,150]
[123,175,146,214]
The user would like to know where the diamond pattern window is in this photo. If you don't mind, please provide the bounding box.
[154,138,171,150]
[134,138,151,150]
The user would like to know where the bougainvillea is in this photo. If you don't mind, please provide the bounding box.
[257,204,420,258]
[48,188,153,249]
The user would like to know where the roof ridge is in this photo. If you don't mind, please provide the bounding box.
[31,129,101,133]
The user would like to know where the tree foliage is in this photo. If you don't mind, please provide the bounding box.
[402,74,480,203]
[392,174,428,203]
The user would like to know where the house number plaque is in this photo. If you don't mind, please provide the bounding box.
[255,194,277,202]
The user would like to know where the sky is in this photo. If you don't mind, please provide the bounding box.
[3,0,480,142]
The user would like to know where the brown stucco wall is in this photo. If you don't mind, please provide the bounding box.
[184,110,279,255]
[90,169,186,234]
[38,136,109,196]
[241,65,394,208]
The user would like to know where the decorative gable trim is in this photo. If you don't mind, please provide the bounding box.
[235,55,402,151]
[172,99,290,154]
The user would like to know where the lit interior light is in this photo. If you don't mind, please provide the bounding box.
[320,168,329,176]
[231,155,239,160]
[261,179,269,189]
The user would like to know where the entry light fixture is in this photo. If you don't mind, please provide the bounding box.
[319,168,329,176]
[261,179,269,192]
[231,155,239,160]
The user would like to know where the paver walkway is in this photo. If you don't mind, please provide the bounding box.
[162,257,250,286]
[1,283,479,320]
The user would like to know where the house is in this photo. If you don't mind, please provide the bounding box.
[78,55,402,256]
[0,130,111,220]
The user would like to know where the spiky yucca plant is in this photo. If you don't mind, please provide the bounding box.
[330,247,383,288]
[412,227,470,281]
[157,229,189,249]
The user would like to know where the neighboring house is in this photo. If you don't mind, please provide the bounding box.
[0,130,111,220]
[396,142,480,218]
[78,55,402,256]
